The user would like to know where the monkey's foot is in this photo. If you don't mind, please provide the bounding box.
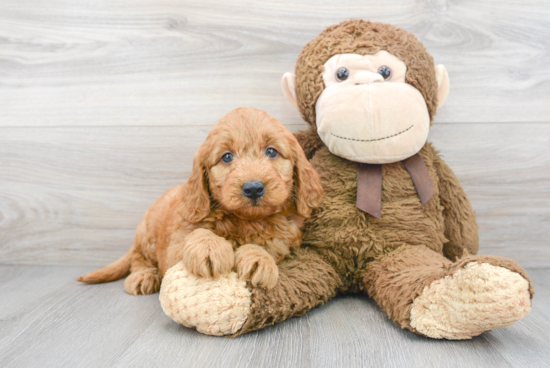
[410,261,531,339]
[159,261,251,336]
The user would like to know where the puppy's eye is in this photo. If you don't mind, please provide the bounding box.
[336,67,349,82]
[266,148,278,158]
[377,65,392,80]
[221,152,234,163]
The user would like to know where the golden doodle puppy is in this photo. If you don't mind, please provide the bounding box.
[78,107,323,294]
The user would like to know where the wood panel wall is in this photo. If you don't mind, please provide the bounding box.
[1,0,549,267]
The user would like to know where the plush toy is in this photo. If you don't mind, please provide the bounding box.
[160,20,533,339]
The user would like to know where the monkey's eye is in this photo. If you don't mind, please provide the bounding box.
[377,65,392,80]
[336,67,350,81]
[221,152,234,163]
[266,147,278,158]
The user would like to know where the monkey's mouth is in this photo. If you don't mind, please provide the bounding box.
[330,125,413,142]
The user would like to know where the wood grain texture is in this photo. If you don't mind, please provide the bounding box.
[0,123,548,267]
[429,123,550,266]
[0,0,549,127]
[1,2,548,366]
[0,265,549,367]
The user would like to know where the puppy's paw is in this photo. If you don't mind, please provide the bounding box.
[124,270,161,296]
[235,244,279,289]
[181,228,234,279]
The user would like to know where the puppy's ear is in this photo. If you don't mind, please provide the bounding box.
[291,136,323,218]
[180,151,211,223]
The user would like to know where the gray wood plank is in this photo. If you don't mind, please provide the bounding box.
[0,266,160,368]
[1,265,549,367]
[0,123,548,267]
[0,0,549,127]
[526,269,550,290]
[110,307,312,368]
[302,296,512,368]
[428,123,550,267]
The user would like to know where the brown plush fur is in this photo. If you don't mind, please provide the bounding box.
[77,107,323,294]
[359,245,534,333]
[230,20,534,337]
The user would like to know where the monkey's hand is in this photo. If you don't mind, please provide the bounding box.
[235,244,279,289]
[181,228,234,279]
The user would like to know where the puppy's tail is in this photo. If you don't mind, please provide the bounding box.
[76,246,133,284]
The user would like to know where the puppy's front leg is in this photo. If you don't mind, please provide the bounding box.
[235,244,279,289]
[177,228,235,279]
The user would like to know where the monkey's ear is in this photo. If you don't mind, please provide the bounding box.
[282,72,298,110]
[435,64,450,109]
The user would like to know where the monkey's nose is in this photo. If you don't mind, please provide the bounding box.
[354,71,383,85]
[242,181,265,201]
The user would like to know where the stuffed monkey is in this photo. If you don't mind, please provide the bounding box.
[160,20,533,339]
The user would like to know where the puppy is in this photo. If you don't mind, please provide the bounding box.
[77,107,323,294]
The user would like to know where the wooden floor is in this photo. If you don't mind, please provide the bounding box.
[1,0,550,367]
[0,265,549,368]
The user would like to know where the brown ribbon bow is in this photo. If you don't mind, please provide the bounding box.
[356,153,435,219]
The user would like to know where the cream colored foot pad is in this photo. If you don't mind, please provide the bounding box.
[410,262,531,339]
[160,261,251,336]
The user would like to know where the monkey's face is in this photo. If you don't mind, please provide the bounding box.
[315,51,430,164]
[282,21,450,165]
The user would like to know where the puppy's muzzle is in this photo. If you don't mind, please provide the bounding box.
[242,181,265,202]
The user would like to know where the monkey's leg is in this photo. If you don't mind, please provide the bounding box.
[358,245,534,340]
[160,247,342,336]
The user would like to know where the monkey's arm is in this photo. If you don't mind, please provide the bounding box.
[431,147,479,260]
[294,127,325,159]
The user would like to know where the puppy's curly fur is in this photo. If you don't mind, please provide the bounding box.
[77,108,323,294]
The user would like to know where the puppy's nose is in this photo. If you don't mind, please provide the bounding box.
[242,181,265,200]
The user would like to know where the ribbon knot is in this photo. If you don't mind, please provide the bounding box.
[356,153,435,218]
